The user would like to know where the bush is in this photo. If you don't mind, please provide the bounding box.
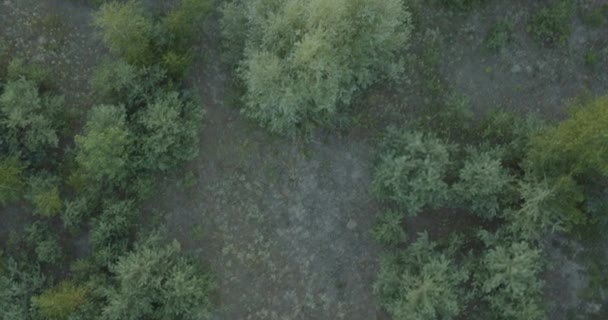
[372,130,451,215]
[374,233,468,320]
[102,233,215,320]
[62,198,90,233]
[528,0,575,45]
[372,210,407,246]
[0,158,25,206]
[485,19,513,52]
[222,0,412,134]
[32,282,88,320]
[440,0,488,11]
[452,149,513,219]
[0,258,45,320]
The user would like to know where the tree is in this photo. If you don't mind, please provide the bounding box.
[222,0,412,134]
[505,176,584,240]
[478,241,545,320]
[372,210,407,246]
[101,233,214,320]
[75,105,130,188]
[32,282,88,320]
[452,149,512,219]
[0,157,25,206]
[134,91,203,172]
[372,130,451,216]
[374,233,468,320]
[0,258,45,320]
[0,79,60,160]
[26,174,63,217]
[90,200,137,265]
[93,0,155,65]
[527,95,608,177]
[25,221,63,265]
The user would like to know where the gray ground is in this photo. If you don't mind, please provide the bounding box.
[1,0,608,319]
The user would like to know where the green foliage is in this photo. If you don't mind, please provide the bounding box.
[75,105,130,188]
[102,234,214,320]
[134,91,203,172]
[375,233,468,320]
[27,174,62,217]
[478,109,544,167]
[528,0,575,45]
[372,210,406,246]
[580,4,608,28]
[222,0,412,134]
[25,222,63,265]
[584,49,600,67]
[90,200,137,265]
[372,130,451,215]
[0,157,25,206]
[93,0,155,65]
[527,95,608,177]
[506,177,584,240]
[0,258,45,320]
[6,58,50,86]
[478,241,545,320]
[485,19,513,52]
[440,0,488,11]
[0,79,60,159]
[91,59,139,105]
[62,198,90,233]
[32,282,88,320]
[163,0,213,49]
[452,150,512,219]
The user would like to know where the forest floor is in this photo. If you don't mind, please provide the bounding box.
[1,0,608,319]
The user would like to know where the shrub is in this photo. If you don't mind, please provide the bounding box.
[90,200,137,265]
[485,19,513,52]
[372,210,407,246]
[163,0,213,49]
[0,158,25,206]
[528,0,575,45]
[0,258,45,320]
[222,0,412,134]
[374,233,468,320]
[372,130,451,215]
[6,58,50,86]
[452,150,512,219]
[440,0,488,11]
[62,198,90,233]
[32,282,88,320]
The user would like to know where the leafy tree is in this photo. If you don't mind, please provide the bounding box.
[91,59,139,105]
[478,241,545,320]
[6,58,50,86]
[375,233,468,320]
[0,79,60,160]
[134,91,203,172]
[26,174,62,217]
[527,95,608,177]
[0,258,45,320]
[163,0,213,49]
[452,149,512,219]
[101,233,214,320]
[75,105,130,188]
[372,130,451,215]
[222,0,412,134]
[90,200,137,265]
[62,197,90,233]
[506,176,584,240]
[32,282,88,320]
[0,157,25,206]
[93,0,155,65]
[25,221,63,265]
[372,210,407,246]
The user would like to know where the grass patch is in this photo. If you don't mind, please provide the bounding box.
[485,19,513,52]
[528,0,575,46]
